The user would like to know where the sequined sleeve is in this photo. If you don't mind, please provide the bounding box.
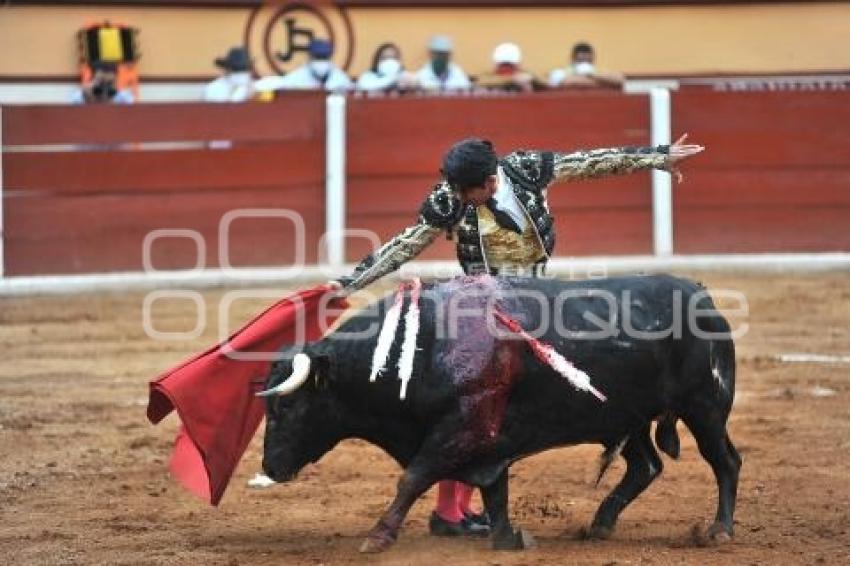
[339,222,442,291]
[552,145,670,183]
[339,182,461,291]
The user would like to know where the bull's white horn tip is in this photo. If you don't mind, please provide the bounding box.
[256,353,313,397]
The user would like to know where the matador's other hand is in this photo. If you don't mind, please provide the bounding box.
[326,279,352,297]
[666,133,705,183]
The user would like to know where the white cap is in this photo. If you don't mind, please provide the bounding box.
[428,35,454,52]
[492,42,521,65]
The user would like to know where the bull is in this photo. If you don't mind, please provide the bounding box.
[258,274,741,552]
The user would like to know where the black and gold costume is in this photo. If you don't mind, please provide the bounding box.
[340,145,671,290]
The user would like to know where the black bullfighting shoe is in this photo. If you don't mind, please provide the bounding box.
[464,510,491,530]
[429,512,491,537]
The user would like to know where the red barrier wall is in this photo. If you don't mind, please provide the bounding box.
[2,96,326,276]
[346,91,653,263]
[3,90,849,277]
[672,90,850,253]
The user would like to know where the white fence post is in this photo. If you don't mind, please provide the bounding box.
[325,94,346,268]
[650,88,673,256]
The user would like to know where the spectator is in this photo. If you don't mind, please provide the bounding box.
[415,35,471,92]
[548,42,625,89]
[476,42,543,93]
[204,47,255,102]
[356,42,417,93]
[70,62,134,104]
[255,39,352,93]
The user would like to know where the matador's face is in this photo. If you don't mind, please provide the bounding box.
[459,175,498,206]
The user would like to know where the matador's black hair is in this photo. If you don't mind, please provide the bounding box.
[441,138,498,191]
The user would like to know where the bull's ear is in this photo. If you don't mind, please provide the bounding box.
[311,354,332,390]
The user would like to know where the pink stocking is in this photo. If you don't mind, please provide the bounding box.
[435,480,464,523]
[456,482,475,515]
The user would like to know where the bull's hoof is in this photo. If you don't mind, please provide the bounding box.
[359,534,395,554]
[690,522,733,547]
[359,525,397,554]
[581,524,614,540]
[707,522,733,544]
[492,528,536,551]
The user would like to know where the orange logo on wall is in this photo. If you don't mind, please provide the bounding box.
[244,2,354,76]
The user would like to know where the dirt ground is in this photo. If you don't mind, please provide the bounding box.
[1,272,849,565]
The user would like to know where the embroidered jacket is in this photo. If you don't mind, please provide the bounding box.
[340,145,670,290]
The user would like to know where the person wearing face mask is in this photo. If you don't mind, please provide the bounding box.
[204,47,255,102]
[476,42,544,93]
[415,35,472,92]
[548,42,624,90]
[356,42,417,93]
[255,39,353,94]
[70,62,135,104]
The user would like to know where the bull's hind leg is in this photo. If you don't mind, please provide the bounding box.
[481,468,536,550]
[683,412,742,543]
[586,425,662,540]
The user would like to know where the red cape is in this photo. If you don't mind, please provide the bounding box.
[147,284,348,505]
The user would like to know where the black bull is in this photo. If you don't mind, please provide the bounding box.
[260,275,741,552]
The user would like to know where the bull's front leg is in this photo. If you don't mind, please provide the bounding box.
[359,468,435,553]
[481,468,536,551]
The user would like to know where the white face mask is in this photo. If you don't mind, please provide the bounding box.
[228,72,252,86]
[573,62,595,76]
[377,58,402,77]
[310,60,332,77]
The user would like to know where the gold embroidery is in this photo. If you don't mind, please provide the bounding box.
[476,204,545,272]
[553,147,669,182]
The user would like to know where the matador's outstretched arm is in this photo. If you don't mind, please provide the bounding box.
[552,145,670,182]
[336,182,461,292]
[337,222,442,292]
[552,133,704,184]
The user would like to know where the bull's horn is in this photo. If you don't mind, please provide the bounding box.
[256,353,312,397]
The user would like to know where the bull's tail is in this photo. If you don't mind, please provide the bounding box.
[655,413,680,460]
[595,436,628,486]
[597,418,679,485]
[655,310,736,461]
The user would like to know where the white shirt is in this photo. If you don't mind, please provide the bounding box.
[203,72,254,102]
[492,166,528,232]
[415,62,471,91]
[256,65,353,93]
[356,70,400,92]
[548,68,571,88]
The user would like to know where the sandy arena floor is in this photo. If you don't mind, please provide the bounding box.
[1,272,849,565]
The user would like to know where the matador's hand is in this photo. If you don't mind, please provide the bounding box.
[326,279,351,297]
[666,133,705,183]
